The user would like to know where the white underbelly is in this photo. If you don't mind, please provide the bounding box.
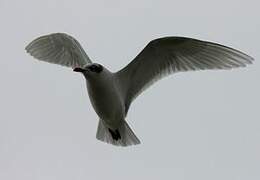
[87,83,124,129]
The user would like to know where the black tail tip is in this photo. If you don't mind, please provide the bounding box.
[108,129,121,141]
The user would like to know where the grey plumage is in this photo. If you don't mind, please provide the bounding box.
[116,37,254,114]
[25,33,254,147]
[26,33,92,68]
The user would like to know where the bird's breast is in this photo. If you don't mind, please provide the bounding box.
[86,79,124,128]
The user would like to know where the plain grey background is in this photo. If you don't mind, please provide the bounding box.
[0,0,259,179]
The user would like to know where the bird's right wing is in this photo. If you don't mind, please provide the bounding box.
[116,37,254,114]
[25,33,92,68]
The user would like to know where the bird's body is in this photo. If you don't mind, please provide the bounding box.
[25,33,254,147]
[85,68,124,130]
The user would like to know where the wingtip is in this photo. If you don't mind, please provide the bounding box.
[246,55,255,65]
[25,39,35,53]
[25,45,30,52]
[250,56,255,62]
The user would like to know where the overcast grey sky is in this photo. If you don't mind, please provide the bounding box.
[0,0,259,179]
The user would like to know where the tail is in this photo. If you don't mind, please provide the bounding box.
[96,120,140,147]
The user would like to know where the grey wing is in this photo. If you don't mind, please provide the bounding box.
[116,37,254,114]
[25,33,92,68]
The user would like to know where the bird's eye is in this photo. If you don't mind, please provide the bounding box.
[88,64,103,73]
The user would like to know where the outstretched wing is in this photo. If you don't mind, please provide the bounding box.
[116,37,254,114]
[25,33,92,68]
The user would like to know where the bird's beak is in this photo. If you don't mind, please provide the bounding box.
[73,67,86,73]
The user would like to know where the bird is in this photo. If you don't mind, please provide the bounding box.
[25,33,254,147]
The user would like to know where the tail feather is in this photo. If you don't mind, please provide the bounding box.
[96,120,140,147]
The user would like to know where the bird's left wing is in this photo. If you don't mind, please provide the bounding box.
[25,33,92,68]
[115,37,254,114]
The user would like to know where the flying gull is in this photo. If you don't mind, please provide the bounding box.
[25,33,254,147]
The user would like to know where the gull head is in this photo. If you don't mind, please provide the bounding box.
[74,63,103,74]
[73,63,107,81]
